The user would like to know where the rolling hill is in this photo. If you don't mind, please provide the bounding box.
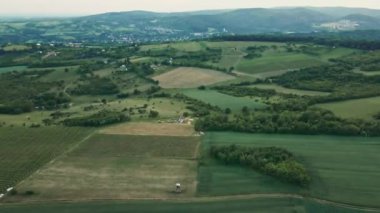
[0,7,380,43]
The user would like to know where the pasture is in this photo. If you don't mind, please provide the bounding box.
[11,131,200,201]
[181,89,267,112]
[316,96,380,120]
[0,97,189,127]
[251,84,330,96]
[0,127,94,193]
[199,132,380,207]
[153,67,235,88]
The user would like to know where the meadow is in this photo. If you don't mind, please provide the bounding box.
[316,96,380,120]
[198,132,380,207]
[0,127,94,192]
[181,89,267,112]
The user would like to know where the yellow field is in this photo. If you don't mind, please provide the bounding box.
[100,122,197,136]
[153,67,235,88]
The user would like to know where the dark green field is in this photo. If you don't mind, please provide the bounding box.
[0,197,369,213]
[181,89,267,112]
[198,132,380,207]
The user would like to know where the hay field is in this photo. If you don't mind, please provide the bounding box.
[100,122,196,136]
[153,67,235,88]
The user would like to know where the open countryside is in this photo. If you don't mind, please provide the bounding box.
[1,3,380,213]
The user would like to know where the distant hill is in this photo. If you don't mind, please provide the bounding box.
[0,7,380,43]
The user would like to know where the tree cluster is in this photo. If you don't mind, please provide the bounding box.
[211,145,310,186]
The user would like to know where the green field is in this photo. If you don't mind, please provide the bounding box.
[316,96,380,120]
[251,84,330,96]
[236,47,354,74]
[0,66,28,73]
[198,132,380,207]
[10,133,200,201]
[0,127,94,192]
[181,89,267,111]
[0,197,368,213]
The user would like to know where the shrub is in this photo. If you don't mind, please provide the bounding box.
[149,110,159,118]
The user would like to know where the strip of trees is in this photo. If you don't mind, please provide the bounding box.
[63,110,130,127]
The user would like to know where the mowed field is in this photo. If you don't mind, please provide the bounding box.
[316,96,380,120]
[199,132,380,207]
[0,127,94,192]
[153,67,235,88]
[182,89,267,112]
[10,123,200,201]
[100,122,196,136]
[251,84,330,96]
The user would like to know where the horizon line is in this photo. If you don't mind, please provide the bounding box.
[1,5,379,18]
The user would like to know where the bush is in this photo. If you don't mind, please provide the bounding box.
[149,110,159,118]
[24,190,35,196]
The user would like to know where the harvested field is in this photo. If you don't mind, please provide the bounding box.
[100,122,196,136]
[153,67,234,88]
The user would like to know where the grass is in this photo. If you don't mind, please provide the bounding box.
[236,47,354,74]
[140,42,204,52]
[0,197,367,213]
[0,127,94,192]
[181,89,267,112]
[198,132,380,207]
[0,97,189,127]
[153,67,235,88]
[316,96,380,120]
[10,133,200,201]
[237,53,325,74]
[354,69,380,76]
[251,84,330,96]
[0,66,28,73]
[2,45,30,51]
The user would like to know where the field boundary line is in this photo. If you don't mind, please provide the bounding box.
[2,193,380,212]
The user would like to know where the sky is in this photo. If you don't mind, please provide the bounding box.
[1,0,379,16]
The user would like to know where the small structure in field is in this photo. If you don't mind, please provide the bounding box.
[175,183,182,193]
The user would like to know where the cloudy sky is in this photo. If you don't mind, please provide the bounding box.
[1,0,379,16]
